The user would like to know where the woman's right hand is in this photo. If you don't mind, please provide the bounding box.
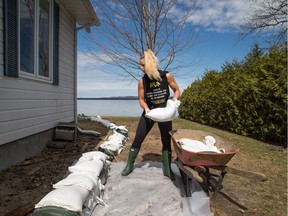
[145,108,151,114]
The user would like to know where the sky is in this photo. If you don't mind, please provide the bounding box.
[76,0,268,98]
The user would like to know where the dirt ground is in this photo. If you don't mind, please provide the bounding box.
[0,118,282,216]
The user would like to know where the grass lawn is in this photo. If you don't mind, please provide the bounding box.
[102,117,287,216]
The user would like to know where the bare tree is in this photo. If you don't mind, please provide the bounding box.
[87,0,200,80]
[240,0,287,45]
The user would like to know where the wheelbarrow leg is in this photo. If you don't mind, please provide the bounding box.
[204,167,226,198]
[179,169,192,197]
[193,166,209,195]
[212,170,226,199]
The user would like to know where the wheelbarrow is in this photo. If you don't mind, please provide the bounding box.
[170,129,267,198]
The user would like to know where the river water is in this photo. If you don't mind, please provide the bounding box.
[77,99,142,117]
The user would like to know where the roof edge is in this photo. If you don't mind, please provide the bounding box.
[82,0,100,26]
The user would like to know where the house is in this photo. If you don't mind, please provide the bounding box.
[0,0,100,170]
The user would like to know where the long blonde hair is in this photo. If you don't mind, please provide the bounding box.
[141,49,161,81]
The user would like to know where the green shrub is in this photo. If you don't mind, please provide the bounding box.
[179,43,287,146]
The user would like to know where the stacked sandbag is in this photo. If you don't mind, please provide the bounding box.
[76,115,129,159]
[98,127,129,158]
[33,151,110,216]
[33,117,129,215]
[177,135,225,153]
[90,115,115,129]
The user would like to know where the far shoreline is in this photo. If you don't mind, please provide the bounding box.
[78,96,175,100]
[77,96,138,100]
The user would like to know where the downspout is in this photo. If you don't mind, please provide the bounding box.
[74,22,98,124]
[74,28,78,124]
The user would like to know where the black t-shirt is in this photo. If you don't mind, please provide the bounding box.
[142,70,170,109]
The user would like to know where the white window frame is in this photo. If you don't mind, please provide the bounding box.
[18,0,54,83]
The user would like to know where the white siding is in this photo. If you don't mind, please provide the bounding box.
[0,0,3,77]
[0,4,76,145]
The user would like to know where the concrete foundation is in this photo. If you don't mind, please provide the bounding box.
[0,129,54,171]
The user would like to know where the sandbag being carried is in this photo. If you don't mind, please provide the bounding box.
[145,99,181,122]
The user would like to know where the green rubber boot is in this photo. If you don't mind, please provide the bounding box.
[122,148,140,176]
[162,150,175,181]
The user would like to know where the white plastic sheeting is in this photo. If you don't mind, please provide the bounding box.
[92,162,214,216]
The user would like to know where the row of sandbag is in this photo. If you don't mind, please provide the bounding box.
[32,151,111,216]
[77,115,129,158]
[90,116,129,159]
[32,118,129,215]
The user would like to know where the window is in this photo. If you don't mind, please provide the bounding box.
[38,0,50,78]
[20,0,51,80]
[20,0,35,74]
[4,0,59,84]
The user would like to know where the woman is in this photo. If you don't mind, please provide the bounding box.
[121,49,180,180]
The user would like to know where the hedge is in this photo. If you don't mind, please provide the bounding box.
[178,44,287,146]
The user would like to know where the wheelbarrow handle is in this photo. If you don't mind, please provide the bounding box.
[223,166,268,181]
